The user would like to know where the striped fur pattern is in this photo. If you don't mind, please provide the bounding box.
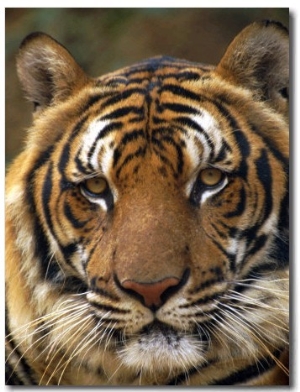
[6,21,289,385]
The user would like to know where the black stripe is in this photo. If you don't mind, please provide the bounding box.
[161,83,201,102]
[269,233,289,269]
[81,88,120,113]
[89,301,130,314]
[64,202,89,229]
[85,121,124,172]
[59,115,89,176]
[176,115,216,161]
[42,163,55,243]
[223,187,246,218]
[212,101,251,177]
[42,164,79,275]
[239,224,260,246]
[250,124,289,167]
[247,234,268,257]
[209,234,236,272]
[93,120,123,141]
[113,129,145,167]
[61,242,79,266]
[255,148,273,223]
[122,56,182,75]
[89,278,120,300]
[152,123,183,136]
[102,105,144,120]
[26,144,55,214]
[182,291,225,308]
[211,350,280,385]
[236,261,285,290]
[168,360,215,385]
[232,129,250,178]
[6,361,25,385]
[162,102,200,115]
[211,221,227,239]
[38,163,65,281]
[33,218,59,281]
[101,87,146,109]
[75,148,92,175]
[115,146,147,179]
[174,70,205,81]
[5,313,37,385]
[83,93,105,110]
[56,276,88,294]
[214,141,232,164]
[153,135,184,177]
[25,148,58,281]
[151,143,177,174]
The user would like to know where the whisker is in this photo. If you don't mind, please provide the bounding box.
[43,314,94,385]
[216,303,289,376]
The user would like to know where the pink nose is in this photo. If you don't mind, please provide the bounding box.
[121,277,180,308]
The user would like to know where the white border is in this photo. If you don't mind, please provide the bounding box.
[2,3,298,391]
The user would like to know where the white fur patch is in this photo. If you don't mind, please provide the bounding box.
[184,109,226,201]
[191,110,223,160]
[119,328,207,376]
[79,118,119,208]
[5,184,24,207]
[80,119,110,170]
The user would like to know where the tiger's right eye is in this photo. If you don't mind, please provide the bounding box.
[199,168,223,187]
[81,177,108,197]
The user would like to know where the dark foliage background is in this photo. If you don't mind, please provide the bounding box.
[5,8,289,165]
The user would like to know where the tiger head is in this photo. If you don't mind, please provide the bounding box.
[6,21,289,385]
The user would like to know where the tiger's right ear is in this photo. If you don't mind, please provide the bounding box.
[16,32,89,110]
[216,21,289,118]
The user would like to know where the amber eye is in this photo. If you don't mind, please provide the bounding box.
[199,168,223,187]
[82,177,108,196]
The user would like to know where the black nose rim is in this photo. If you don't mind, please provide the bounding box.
[114,268,190,311]
[160,268,190,305]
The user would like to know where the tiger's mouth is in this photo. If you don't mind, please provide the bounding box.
[138,320,183,346]
[117,320,208,375]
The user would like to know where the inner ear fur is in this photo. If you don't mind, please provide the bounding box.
[216,20,289,117]
[16,32,89,109]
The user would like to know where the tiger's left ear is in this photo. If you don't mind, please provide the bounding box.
[16,32,89,110]
[216,20,289,117]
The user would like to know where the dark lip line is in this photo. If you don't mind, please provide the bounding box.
[141,319,178,335]
[89,314,211,353]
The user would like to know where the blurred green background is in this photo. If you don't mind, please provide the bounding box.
[5,8,289,165]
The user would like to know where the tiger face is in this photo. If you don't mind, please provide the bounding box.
[6,21,289,385]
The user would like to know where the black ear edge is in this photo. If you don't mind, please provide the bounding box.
[18,31,76,62]
[19,31,50,48]
[260,19,289,34]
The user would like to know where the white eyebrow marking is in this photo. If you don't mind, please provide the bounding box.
[79,118,119,207]
[80,119,110,169]
[183,109,224,198]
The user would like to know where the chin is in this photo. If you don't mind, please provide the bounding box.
[118,321,207,379]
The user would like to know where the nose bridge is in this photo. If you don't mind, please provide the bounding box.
[113,187,190,283]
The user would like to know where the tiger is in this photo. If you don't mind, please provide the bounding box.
[5,20,289,386]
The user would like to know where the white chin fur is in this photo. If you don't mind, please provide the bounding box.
[119,327,206,376]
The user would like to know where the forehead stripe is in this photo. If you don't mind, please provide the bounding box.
[58,115,89,176]
[76,119,122,174]
[161,83,200,101]
[86,121,122,169]
[101,87,145,109]
[162,102,200,115]
[101,105,144,120]
[113,129,145,167]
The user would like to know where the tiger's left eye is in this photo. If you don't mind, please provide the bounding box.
[199,168,223,187]
[82,177,108,196]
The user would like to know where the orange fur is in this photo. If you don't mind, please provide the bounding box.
[6,21,289,385]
